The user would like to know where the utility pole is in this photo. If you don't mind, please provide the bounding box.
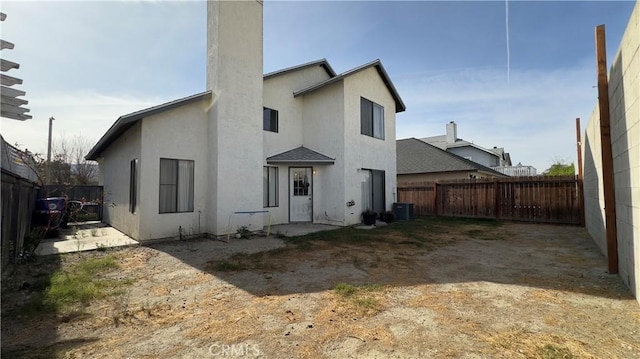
[47,116,54,185]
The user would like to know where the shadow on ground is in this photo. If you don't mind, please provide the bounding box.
[148,216,634,301]
[1,252,71,358]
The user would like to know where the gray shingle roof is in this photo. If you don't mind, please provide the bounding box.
[420,136,501,158]
[86,91,212,160]
[397,138,506,176]
[266,146,335,164]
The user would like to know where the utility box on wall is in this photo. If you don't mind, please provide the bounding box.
[393,202,414,221]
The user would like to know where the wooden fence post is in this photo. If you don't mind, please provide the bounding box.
[596,24,618,274]
[433,182,438,216]
[576,118,586,227]
[493,180,500,219]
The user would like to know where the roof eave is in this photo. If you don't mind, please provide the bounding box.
[264,59,336,80]
[85,91,211,161]
[266,159,335,164]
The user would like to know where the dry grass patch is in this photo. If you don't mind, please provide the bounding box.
[333,283,387,316]
[485,327,592,359]
[119,249,157,271]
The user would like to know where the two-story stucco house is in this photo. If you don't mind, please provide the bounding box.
[85,0,405,241]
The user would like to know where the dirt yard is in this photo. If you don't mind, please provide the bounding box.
[2,217,639,358]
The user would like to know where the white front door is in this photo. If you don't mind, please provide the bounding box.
[290,167,312,222]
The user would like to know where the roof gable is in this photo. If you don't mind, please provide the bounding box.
[420,136,501,158]
[293,59,406,113]
[266,146,335,164]
[85,91,211,160]
[397,138,506,176]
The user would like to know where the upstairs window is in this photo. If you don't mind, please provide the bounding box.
[360,97,384,139]
[263,107,278,133]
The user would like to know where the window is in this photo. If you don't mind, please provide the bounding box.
[360,97,384,139]
[263,107,278,132]
[129,159,138,213]
[263,166,278,207]
[292,170,310,196]
[159,158,194,213]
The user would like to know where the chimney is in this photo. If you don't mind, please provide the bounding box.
[446,121,457,144]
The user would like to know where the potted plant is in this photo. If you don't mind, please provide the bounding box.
[382,211,395,223]
[362,209,377,225]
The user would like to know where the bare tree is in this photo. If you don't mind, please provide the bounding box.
[49,134,98,185]
[70,135,98,184]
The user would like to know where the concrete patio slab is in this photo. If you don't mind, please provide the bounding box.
[268,223,340,237]
[355,220,389,230]
[35,222,138,255]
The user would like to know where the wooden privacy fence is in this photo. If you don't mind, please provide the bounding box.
[398,176,584,225]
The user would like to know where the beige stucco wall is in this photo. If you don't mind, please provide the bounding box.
[261,64,399,227]
[263,66,332,156]
[207,0,264,235]
[583,1,639,301]
[262,66,334,225]
[301,81,346,225]
[100,121,142,240]
[343,67,398,225]
[448,146,499,167]
[138,101,210,241]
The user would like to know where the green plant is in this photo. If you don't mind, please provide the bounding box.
[212,260,247,272]
[334,283,382,297]
[362,210,377,225]
[236,226,251,239]
[96,243,108,251]
[14,255,132,318]
[333,283,384,313]
[538,344,574,359]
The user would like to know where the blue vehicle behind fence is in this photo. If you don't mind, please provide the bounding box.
[33,197,68,234]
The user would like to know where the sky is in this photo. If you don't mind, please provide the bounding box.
[0,0,636,172]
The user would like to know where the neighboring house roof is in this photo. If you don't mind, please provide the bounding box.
[85,91,211,160]
[420,135,501,158]
[293,59,406,113]
[397,138,507,176]
[266,146,335,164]
[263,58,336,80]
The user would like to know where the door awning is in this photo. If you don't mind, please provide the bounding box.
[266,146,335,165]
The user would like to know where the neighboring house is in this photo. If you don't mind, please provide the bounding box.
[421,121,512,168]
[396,138,507,184]
[492,163,537,177]
[86,1,405,241]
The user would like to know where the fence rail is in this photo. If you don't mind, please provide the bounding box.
[398,176,584,225]
[43,185,104,222]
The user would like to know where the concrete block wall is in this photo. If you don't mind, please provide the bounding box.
[583,1,639,302]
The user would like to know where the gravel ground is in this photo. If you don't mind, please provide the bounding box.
[2,220,639,358]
